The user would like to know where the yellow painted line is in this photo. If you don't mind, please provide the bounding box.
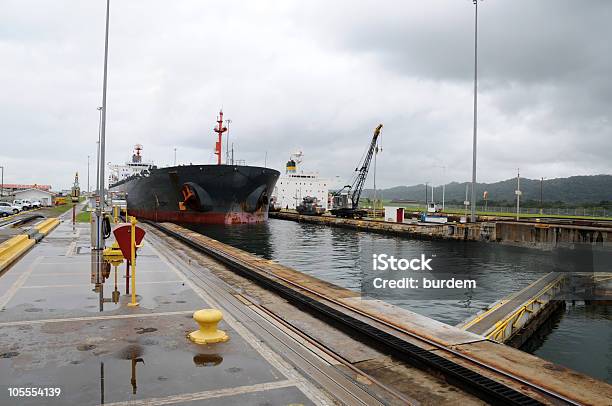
[484,276,565,341]
[102,380,296,406]
[460,299,506,329]
[461,273,564,332]
[0,310,195,328]
[0,256,44,309]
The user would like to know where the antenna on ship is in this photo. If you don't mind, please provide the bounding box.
[214,110,228,165]
[133,144,143,163]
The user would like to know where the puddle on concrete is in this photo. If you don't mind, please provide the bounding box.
[115,344,144,360]
[193,354,223,367]
[1,322,285,405]
[135,327,157,334]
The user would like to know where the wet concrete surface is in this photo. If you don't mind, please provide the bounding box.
[0,220,322,405]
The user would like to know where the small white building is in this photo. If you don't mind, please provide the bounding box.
[273,151,329,210]
[13,189,55,206]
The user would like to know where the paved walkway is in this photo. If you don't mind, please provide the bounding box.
[0,219,339,405]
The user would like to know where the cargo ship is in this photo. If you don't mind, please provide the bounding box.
[108,111,280,224]
[271,150,330,211]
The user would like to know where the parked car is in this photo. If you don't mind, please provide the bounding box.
[21,199,34,210]
[0,202,19,216]
[12,200,27,211]
[31,200,42,208]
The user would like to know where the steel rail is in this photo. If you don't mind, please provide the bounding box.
[147,231,391,406]
[149,221,580,406]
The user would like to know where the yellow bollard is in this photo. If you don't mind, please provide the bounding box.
[113,205,119,223]
[127,217,139,307]
[188,309,229,344]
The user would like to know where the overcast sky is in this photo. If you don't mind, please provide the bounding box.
[1,0,610,190]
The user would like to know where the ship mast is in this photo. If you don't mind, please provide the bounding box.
[214,110,228,165]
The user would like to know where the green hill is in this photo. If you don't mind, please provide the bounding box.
[362,175,612,207]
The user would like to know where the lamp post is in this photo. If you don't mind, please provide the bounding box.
[434,165,446,211]
[173,148,177,166]
[515,169,522,221]
[87,155,90,195]
[96,107,102,195]
[96,0,111,250]
[540,177,545,215]
[0,166,4,198]
[470,0,480,223]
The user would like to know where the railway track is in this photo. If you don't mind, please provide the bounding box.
[148,221,582,406]
[0,214,44,230]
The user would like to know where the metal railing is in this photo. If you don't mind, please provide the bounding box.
[397,204,610,219]
[486,275,565,343]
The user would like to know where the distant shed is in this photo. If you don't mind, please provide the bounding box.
[13,188,55,206]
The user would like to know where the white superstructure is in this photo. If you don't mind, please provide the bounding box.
[108,144,155,185]
[273,151,329,210]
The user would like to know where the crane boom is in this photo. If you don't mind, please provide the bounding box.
[350,124,383,209]
[330,124,383,218]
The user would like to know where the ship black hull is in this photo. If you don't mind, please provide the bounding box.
[110,165,280,225]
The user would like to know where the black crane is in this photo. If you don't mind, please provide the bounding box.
[330,124,383,218]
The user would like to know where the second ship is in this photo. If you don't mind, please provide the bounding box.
[109,111,280,225]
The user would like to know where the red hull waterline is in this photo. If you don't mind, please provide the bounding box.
[128,209,268,225]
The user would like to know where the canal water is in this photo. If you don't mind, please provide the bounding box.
[188,219,611,383]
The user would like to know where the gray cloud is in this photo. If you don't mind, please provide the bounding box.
[0,0,610,191]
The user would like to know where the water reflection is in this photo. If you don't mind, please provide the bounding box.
[189,218,612,383]
[193,354,223,367]
[193,219,555,324]
[187,222,274,260]
[131,357,145,394]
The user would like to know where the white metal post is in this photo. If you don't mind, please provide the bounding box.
[96,0,111,250]
[515,169,521,221]
[470,0,479,222]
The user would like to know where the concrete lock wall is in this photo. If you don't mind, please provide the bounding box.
[495,222,610,249]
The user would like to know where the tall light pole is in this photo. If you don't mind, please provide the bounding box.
[540,177,545,214]
[96,107,102,195]
[173,148,177,166]
[434,165,446,211]
[0,166,4,198]
[96,0,111,250]
[87,155,90,195]
[515,168,521,221]
[470,0,480,223]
